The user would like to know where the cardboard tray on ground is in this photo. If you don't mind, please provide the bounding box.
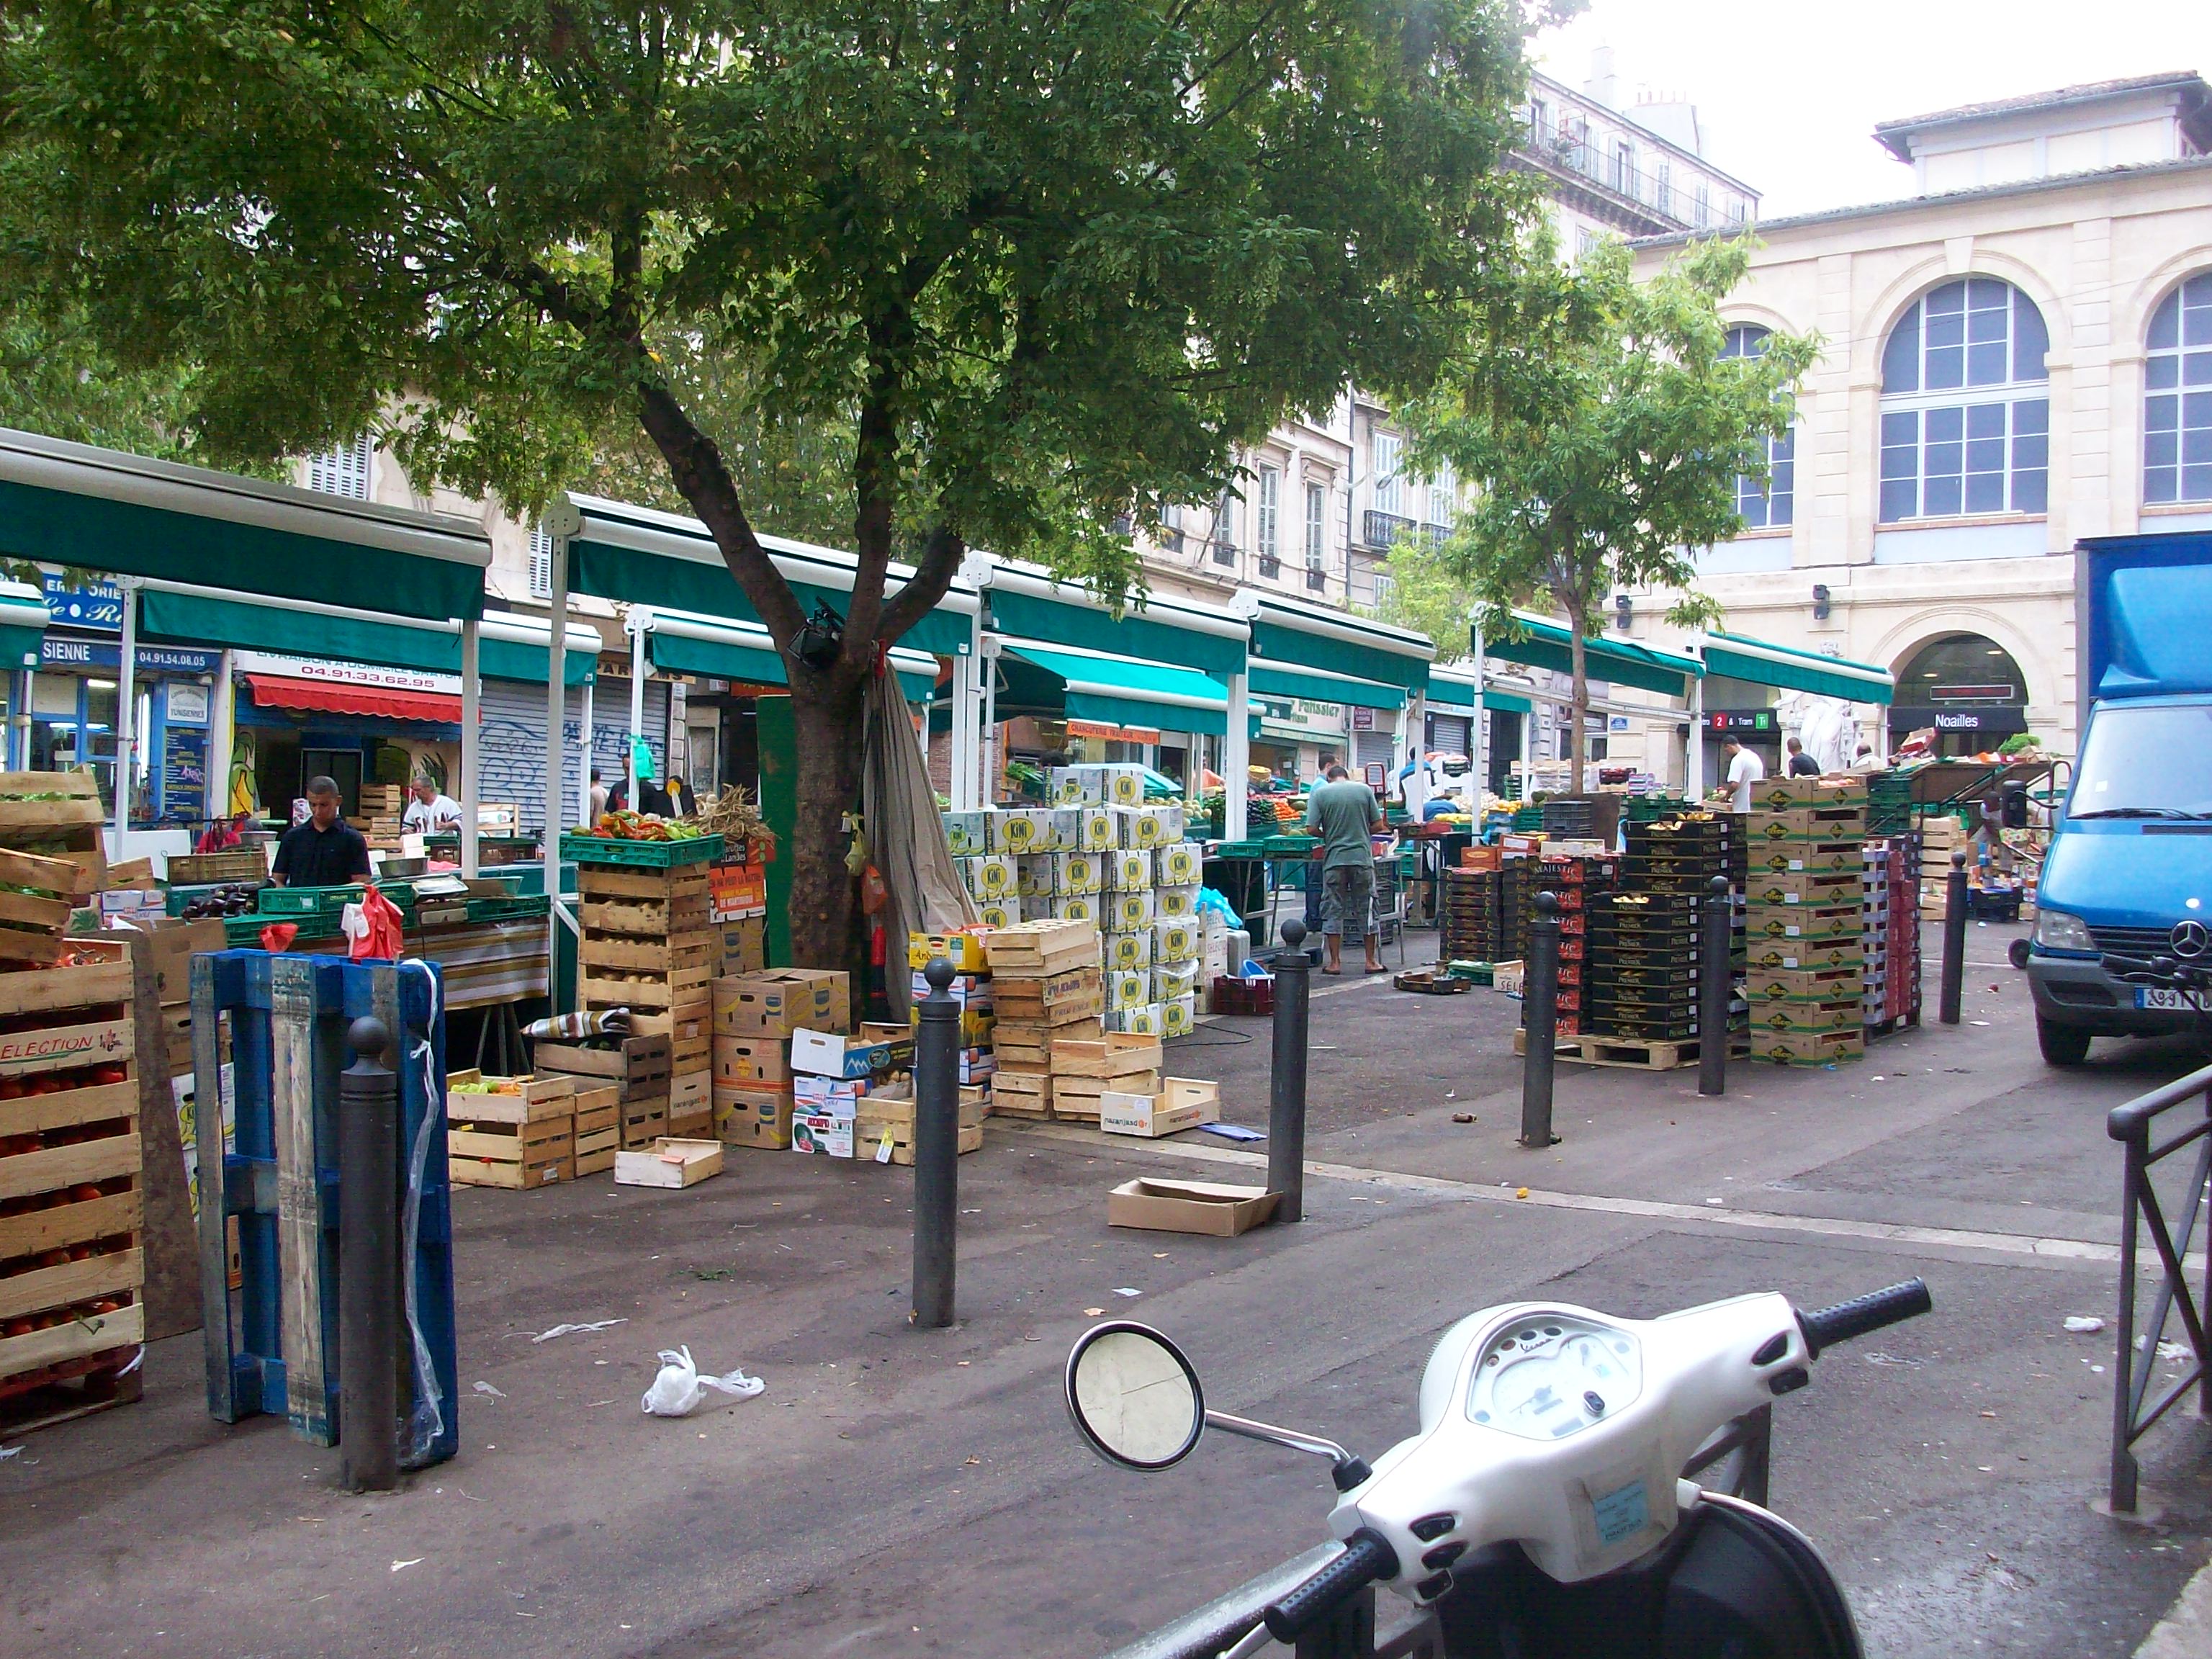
[1107,1177,1277,1236]
[614,1137,723,1188]
[1100,1078,1220,1139]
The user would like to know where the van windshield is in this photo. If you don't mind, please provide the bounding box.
[2070,704,2212,819]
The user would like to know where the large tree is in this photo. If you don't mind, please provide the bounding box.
[1,0,1542,963]
[1401,234,1817,781]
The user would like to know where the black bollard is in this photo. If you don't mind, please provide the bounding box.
[1939,845,1969,1026]
[338,1016,399,1493]
[1268,918,1313,1221]
[911,957,961,1328]
[1521,893,1562,1148]
[1698,875,1732,1097]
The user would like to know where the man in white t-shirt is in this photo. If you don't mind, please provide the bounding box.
[1721,737,1766,812]
[403,778,464,834]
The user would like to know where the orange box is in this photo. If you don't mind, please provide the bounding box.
[1460,846,1502,871]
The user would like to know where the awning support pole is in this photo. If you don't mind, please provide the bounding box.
[577,677,595,828]
[949,647,979,813]
[627,606,650,808]
[1223,669,1250,841]
[1471,636,1488,806]
[1686,677,1706,799]
[11,669,30,773]
[114,577,138,859]
[542,503,580,1004]
[459,619,481,878]
[207,651,235,830]
[979,637,999,809]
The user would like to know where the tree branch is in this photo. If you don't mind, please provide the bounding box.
[876,522,968,648]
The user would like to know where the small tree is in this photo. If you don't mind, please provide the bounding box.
[1370,534,1480,665]
[1401,235,1816,781]
[0,0,1537,964]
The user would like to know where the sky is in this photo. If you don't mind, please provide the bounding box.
[1528,1,2212,217]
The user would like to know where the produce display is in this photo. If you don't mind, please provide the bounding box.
[447,1076,526,1096]
[0,1058,139,1337]
[575,811,709,842]
[175,881,262,919]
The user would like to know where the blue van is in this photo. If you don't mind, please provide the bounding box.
[2027,529,2212,1064]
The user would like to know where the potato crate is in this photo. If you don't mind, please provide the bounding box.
[0,772,107,894]
[0,842,101,966]
[0,940,143,1435]
[445,1071,577,1190]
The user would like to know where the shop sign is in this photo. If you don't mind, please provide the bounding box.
[40,573,122,631]
[1887,705,2027,735]
[166,683,211,725]
[1256,696,1345,739]
[232,649,460,696]
[1349,706,1375,731]
[1704,709,1776,734]
[40,636,219,675]
[1066,718,1161,744]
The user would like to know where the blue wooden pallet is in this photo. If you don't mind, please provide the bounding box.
[191,951,458,1467]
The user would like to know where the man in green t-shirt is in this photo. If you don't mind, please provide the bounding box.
[1303,764,1385,975]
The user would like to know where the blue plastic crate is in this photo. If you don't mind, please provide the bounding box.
[190,950,459,1467]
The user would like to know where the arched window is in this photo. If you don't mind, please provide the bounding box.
[1721,325,1793,529]
[1879,278,2049,523]
[2146,271,2212,505]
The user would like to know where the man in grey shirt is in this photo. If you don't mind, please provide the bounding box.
[1304,763,1385,975]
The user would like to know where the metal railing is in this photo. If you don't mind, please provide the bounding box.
[1102,1409,1773,1658]
[2106,1059,2212,1514]
[1361,511,1452,552]
[1516,122,1750,231]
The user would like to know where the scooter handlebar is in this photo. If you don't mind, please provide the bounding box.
[1262,1529,1399,1643]
[1796,1278,1932,1358]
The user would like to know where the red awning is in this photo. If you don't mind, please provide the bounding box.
[244,674,463,724]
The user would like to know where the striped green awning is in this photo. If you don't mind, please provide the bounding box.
[1701,632,1894,705]
[138,589,596,685]
[1484,688,1533,714]
[649,622,940,702]
[1001,639,1253,737]
[1249,613,1431,693]
[0,588,46,670]
[1480,614,1702,699]
[986,585,1246,680]
[1249,664,1406,710]
[1426,670,1480,709]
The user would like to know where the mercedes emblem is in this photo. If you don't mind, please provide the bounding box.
[2171,919,2211,961]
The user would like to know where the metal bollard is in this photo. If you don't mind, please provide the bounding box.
[1268,918,1313,1222]
[1698,875,1732,1098]
[911,957,961,1328]
[338,1016,399,1493]
[1520,893,1562,1148]
[1940,846,1969,1026]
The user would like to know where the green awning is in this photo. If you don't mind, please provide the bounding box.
[567,497,978,659]
[1479,613,1703,698]
[0,589,46,670]
[1249,601,1431,694]
[1249,664,1406,710]
[1701,631,1894,706]
[985,580,1247,680]
[649,622,940,702]
[0,429,487,621]
[1483,689,1534,714]
[1426,670,1480,709]
[138,589,596,685]
[1002,639,1249,738]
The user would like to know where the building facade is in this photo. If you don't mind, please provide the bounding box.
[1626,73,2212,760]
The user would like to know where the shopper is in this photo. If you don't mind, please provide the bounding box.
[1784,737,1821,778]
[402,778,464,834]
[1303,763,1385,976]
[1848,744,1883,773]
[588,768,608,823]
[637,770,676,819]
[272,777,372,888]
[1720,737,1766,812]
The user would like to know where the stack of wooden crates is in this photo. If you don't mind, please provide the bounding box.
[979,920,1105,1121]
[1,885,141,1433]
[355,783,408,853]
[577,843,719,1139]
[534,1031,673,1152]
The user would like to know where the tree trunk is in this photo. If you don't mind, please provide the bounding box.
[783,663,870,970]
[1565,609,1588,791]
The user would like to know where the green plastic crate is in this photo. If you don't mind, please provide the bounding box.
[1262,834,1319,858]
[465,894,552,925]
[256,885,363,916]
[1212,840,1268,860]
[558,831,725,868]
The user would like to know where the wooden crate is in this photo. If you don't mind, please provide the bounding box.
[573,1085,621,1176]
[581,965,714,1014]
[444,1069,577,1120]
[1051,1070,1161,1121]
[0,842,99,967]
[448,1115,573,1188]
[854,1089,986,1164]
[532,1033,673,1101]
[582,894,713,937]
[0,943,143,1435]
[581,930,719,976]
[1051,1033,1164,1079]
[614,1137,722,1189]
[979,919,1100,974]
[990,1069,1053,1119]
[0,770,105,835]
[578,866,711,904]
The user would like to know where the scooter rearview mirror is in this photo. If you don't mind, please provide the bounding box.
[1066,1322,1205,1471]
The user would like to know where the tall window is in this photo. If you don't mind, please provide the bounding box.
[1304,482,1327,567]
[306,433,372,500]
[1529,99,1550,143]
[1426,461,1458,529]
[1654,159,1672,217]
[1692,183,1709,228]
[1611,141,1635,194]
[2146,271,2212,505]
[1372,431,1403,516]
[1255,466,1280,565]
[1879,277,2049,522]
[1210,487,1237,565]
[528,525,554,598]
[1720,326,1794,529]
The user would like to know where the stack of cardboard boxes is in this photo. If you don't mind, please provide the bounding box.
[907,930,995,1090]
[708,967,849,1151]
[1742,778,1869,1066]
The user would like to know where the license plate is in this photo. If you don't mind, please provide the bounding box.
[2136,986,2202,1012]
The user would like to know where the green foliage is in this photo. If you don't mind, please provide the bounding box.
[1401,232,1817,768]
[1369,536,1479,663]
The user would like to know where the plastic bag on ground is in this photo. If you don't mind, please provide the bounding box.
[641,1345,765,1417]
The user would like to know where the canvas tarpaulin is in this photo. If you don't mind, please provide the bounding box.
[863,662,974,1021]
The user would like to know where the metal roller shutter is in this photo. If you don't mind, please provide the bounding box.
[1426,711,1472,757]
[474,678,668,835]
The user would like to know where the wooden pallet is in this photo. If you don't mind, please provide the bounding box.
[1510,1027,1747,1070]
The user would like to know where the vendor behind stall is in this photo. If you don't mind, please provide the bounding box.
[403,777,465,833]
[274,776,373,887]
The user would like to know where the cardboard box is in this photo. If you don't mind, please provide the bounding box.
[1056,852,1104,894]
[1113,1002,1164,1035]
[941,811,988,856]
[1748,1028,1866,1066]
[713,1033,789,1086]
[976,900,1021,930]
[1153,961,1200,1000]
[613,1137,724,1188]
[1161,994,1197,1038]
[1750,845,1864,876]
[1158,842,1204,886]
[1111,889,1156,931]
[789,1028,897,1079]
[719,916,767,976]
[1745,871,1863,906]
[1123,804,1185,848]
[1106,849,1151,891]
[907,927,992,972]
[1744,938,1863,971]
[1076,807,1119,850]
[1156,885,1200,918]
[1103,928,1154,970]
[1747,777,1868,811]
[138,917,229,1005]
[1017,854,1058,899]
[1107,968,1151,1012]
[714,1084,793,1148]
[1100,1076,1221,1138]
[714,968,848,1036]
[1745,904,1863,943]
[1154,918,1200,962]
[792,1107,856,1158]
[968,853,1019,899]
[1107,1177,1278,1235]
[1053,894,1098,923]
[1051,766,1102,805]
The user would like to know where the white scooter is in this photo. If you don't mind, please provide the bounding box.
[1066,1278,1931,1658]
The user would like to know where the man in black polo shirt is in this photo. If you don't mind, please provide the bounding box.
[273,776,374,888]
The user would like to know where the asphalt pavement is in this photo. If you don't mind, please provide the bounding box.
[4,920,2208,1658]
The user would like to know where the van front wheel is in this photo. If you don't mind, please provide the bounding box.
[2037,1015,2092,1067]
